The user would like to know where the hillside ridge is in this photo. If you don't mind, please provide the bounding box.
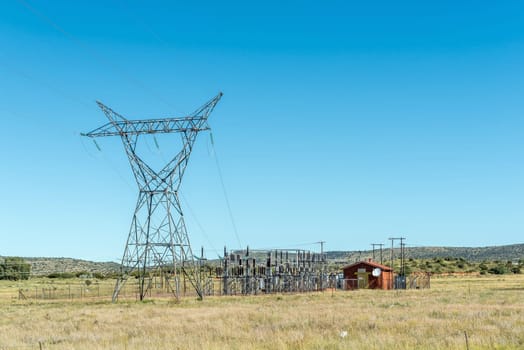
[327,243,524,263]
[2,243,523,276]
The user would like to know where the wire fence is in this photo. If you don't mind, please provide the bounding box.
[0,341,45,350]
[3,279,140,302]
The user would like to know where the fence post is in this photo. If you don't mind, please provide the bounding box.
[464,331,470,350]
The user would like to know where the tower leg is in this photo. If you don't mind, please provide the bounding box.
[112,190,202,301]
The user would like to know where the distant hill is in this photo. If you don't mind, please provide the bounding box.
[327,243,524,264]
[2,243,523,276]
[22,257,120,277]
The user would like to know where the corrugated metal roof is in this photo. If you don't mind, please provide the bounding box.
[342,260,393,271]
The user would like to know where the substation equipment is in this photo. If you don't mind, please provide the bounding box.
[198,247,328,296]
[82,93,223,302]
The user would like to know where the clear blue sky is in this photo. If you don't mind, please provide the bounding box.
[1,1,522,261]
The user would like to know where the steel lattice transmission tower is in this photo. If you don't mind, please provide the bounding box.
[82,92,223,302]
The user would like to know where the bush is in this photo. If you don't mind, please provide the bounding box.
[47,272,75,279]
[0,257,31,280]
[93,272,106,279]
[75,271,92,278]
[488,265,507,275]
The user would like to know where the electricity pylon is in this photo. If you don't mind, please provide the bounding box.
[82,92,223,302]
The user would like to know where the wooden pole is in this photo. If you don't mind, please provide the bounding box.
[464,331,470,350]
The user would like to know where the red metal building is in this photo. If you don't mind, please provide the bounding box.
[342,259,393,290]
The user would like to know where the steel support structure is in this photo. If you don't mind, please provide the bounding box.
[82,93,222,301]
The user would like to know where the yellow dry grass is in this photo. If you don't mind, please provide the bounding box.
[0,275,523,349]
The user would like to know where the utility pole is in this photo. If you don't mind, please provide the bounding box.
[318,241,325,259]
[399,239,406,275]
[371,243,384,264]
[388,237,405,271]
[317,241,326,290]
[389,237,406,289]
[400,242,405,275]
[389,238,395,267]
[223,246,229,295]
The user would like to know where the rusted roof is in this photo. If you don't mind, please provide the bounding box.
[342,260,393,272]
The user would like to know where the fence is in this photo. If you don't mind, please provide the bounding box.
[14,279,142,301]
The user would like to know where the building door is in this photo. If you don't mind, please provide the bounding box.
[356,268,369,289]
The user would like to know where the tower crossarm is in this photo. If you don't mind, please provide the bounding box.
[81,117,210,138]
[81,92,222,138]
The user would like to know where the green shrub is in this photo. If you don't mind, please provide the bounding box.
[47,272,75,279]
[488,265,507,275]
[93,272,106,279]
[0,257,30,280]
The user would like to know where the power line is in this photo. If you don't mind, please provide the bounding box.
[255,241,325,251]
[79,137,136,191]
[16,0,176,111]
[0,55,93,110]
[209,133,243,249]
[115,0,172,48]
[143,127,226,258]
[179,192,221,259]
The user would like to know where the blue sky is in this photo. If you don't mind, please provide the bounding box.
[1,1,523,261]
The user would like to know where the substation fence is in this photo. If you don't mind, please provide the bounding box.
[10,272,429,302]
[9,273,430,302]
[201,274,327,296]
[393,272,431,289]
[406,272,431,289]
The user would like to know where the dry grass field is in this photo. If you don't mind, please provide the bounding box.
[0,275,523,349]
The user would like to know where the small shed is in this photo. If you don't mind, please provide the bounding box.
[342,259,393,290]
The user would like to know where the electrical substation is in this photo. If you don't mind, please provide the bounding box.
[209,247,328,295]
[81,93,428,302]
[116,246,330,298]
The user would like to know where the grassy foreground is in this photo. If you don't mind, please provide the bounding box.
[0,275,523,349]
